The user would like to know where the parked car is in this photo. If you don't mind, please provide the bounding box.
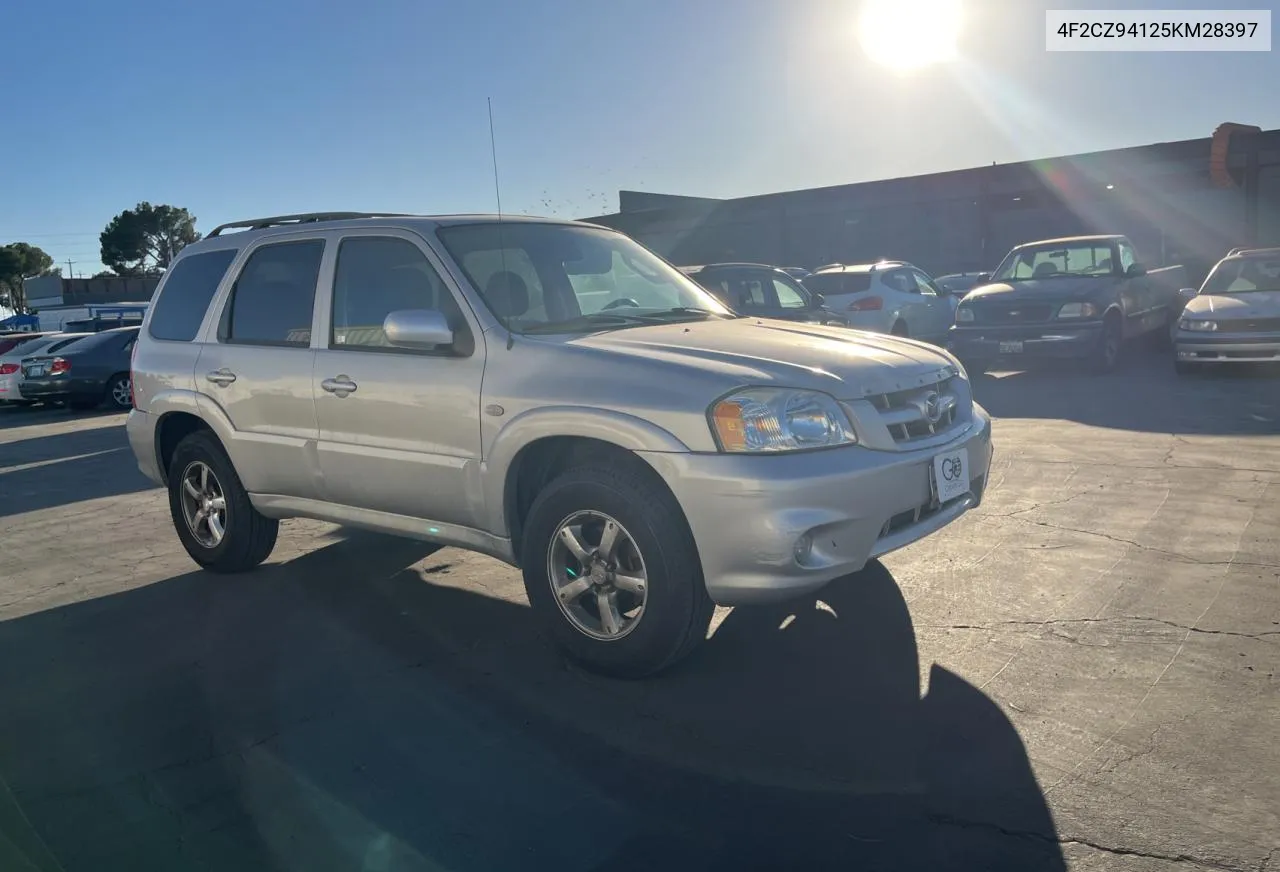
[0,332,89,405]
[19,326,138,411]
[1173,247,1280,374]
[949,235,1186,373]
[0,330,58,357]
[680,263,849,325]
[800,261,956,342]
[780,266,811,280]
[934,272,992,297]
[126,212,993,677]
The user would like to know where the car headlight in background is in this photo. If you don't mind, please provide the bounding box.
[1056,302,1099,319]
[710,388,856,452]
[1180,319,1218,332]
[955,307,974,323]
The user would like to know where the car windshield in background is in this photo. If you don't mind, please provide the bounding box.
[1201,257,1280,294]
[801,272,874,295]
[435,223,734,334]
[992,243,1115,281]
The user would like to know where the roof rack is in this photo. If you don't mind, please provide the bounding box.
[207,212,414,238]
[812,263,844,272]
[1227,246,1280,257]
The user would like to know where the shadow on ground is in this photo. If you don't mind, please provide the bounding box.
[0,422,150,518]
[971,352,1280,435]
[0,533,1064,871]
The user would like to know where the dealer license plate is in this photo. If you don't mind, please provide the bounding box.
[932,448,970,504]
[998,340,1023,354]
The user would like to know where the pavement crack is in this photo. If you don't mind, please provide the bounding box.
[930,616,1279,643]
[929,813,1249,871]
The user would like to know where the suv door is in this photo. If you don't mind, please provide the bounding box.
[311,231,485,528]
[195,237,326,500]
[906,268,954,339]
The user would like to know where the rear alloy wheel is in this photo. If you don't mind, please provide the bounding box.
[107,374,132,410]
[1092,316,1123,374]
[522,463,714,678]
[168,430,278,573]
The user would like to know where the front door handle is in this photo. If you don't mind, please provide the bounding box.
[206,368,237,386]
[320,375,358,397]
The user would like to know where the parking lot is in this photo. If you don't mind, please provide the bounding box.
[1,356,1277,872]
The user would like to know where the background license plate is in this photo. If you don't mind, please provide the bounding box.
[999,340,1023,354]
[932,448,970,504]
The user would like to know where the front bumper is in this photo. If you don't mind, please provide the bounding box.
[126,408,165,485]
[640,406,994,605]
[1174,331,1280,363]
[948,322,1102,361]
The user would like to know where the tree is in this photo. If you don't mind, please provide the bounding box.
[0,242,59,311]
[100,202,200,277]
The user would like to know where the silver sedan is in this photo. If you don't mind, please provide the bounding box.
[1174,248,1280,374]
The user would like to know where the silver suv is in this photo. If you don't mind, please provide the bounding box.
[127,212,993,676]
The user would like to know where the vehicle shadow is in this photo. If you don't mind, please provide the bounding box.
[0,424,151,518]
[0,405,119,432]
[971,352,1280,435]
[0,533,1064,871]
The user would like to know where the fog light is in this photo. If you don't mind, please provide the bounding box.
[794,533,814,565]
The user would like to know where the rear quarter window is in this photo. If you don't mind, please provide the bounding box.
[148,249,238,341]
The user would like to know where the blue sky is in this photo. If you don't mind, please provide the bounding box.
[4,0,1277,276]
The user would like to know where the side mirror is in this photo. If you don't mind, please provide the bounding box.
[384,309,454,350]
[1126,262,1147,278]
[812,293,826,307]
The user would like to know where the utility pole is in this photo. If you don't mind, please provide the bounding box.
[66,259,75,279]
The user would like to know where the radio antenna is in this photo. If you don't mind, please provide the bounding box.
[488,97,514,350]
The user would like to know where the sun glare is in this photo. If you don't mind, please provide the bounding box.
[857,0,963,72]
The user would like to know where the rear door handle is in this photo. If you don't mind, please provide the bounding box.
[206,368,237,386]
[320,376,358,397]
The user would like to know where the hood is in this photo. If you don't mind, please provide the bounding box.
[1183,292,1280,319]
[964,276,1114,303]
[566,317,959,398]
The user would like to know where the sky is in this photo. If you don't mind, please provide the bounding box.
[3,0,1278,277]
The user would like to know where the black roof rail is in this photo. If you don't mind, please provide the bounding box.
[207,212,414,238]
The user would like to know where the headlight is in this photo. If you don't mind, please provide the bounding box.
[1056,302,1099,319]
[955,307,974,323]
[710,388,856,452]
[1180,318,1218,332]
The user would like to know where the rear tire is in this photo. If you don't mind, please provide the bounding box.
[168,430,278,573]
[521,462,714,678]
[106,373,132,410]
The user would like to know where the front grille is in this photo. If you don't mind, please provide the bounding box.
[1221,317,1280,333]
[866,376,968,445]
[971,303,1054,324]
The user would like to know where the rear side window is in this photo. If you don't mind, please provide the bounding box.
[148,250,238,341]
[803,273,873,295]
[220,240,324,347]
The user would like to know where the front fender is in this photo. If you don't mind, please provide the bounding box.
[479,405,690,536]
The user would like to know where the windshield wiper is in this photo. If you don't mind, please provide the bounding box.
[642,307,736,320]
[521,312,656,334]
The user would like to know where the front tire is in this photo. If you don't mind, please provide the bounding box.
[168,430,278,573]
[1091,315,1123,374]
[521,462,714,678]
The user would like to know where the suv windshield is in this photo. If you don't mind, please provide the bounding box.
[435,223,734,333]
[992,243,1115,281]
[1201,256,1280,294]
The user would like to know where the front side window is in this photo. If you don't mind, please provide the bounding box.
[331,236,463,351]
[1117,241,1137,273]
[910,270,941,296]
[220,240,324,346]
[148,249,237,341]
[772,277,808,308]
[436,223,733,334]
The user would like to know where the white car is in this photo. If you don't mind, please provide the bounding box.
[1174,247,1280,374]
[801,261,955,343]
[0,333,90,404]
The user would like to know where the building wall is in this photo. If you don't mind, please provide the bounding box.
[587,130,1279,282]
[23,275,161,308]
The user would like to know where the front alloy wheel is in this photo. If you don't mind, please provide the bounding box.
[548,510,648,640]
